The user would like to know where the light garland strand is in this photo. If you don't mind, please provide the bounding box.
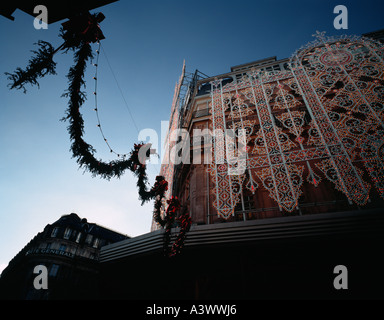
[92,41,130,159]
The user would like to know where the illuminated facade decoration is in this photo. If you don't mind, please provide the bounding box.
[207,33,384,219]
[154,31,384,227]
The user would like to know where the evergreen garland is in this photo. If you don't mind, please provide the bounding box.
[5,40,57,93]
[151,178,192,257]
[162,197,192,258]
[5,13,192,257]
[59,39,155,204]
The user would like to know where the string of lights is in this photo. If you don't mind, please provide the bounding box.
[92,42,130,159]
[91,43,160,176]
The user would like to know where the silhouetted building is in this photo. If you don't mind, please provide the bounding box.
[0,0,118,24]
[0,213,128,299]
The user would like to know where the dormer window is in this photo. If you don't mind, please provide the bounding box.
[75,232,82,243]
[51,227,59,237]
[63,227,72,239]
[85,234,93,245]
[92,238,100,248]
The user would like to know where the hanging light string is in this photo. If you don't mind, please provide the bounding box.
[100,43,140,134]
[91,43,161,174]
[92,42,131,159]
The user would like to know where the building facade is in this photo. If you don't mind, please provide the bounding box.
[0,213,128,299]
[95,30,384,300]
[155,30,384,229]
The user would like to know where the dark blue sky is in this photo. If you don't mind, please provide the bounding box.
[0,0,383,271]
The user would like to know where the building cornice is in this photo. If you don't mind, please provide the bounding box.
[100,208,384,263]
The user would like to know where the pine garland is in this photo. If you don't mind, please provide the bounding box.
[5,14,192,256]
[162,197,192,258]
[57,39,155,204]
[151,178,192,257]
[5,40,57,93]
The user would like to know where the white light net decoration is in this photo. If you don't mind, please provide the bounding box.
[208,33,384,219]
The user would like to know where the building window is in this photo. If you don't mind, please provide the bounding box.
[75,232,82,243]
[63,227,72,239]
[49,264,59,277]
[243,195,256,210]
[92,238,100,248]
[46,243,51,250]
[51,227,59,238]
[234,194,256,215]
[59,244,67,252]
[85,234,93,245]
